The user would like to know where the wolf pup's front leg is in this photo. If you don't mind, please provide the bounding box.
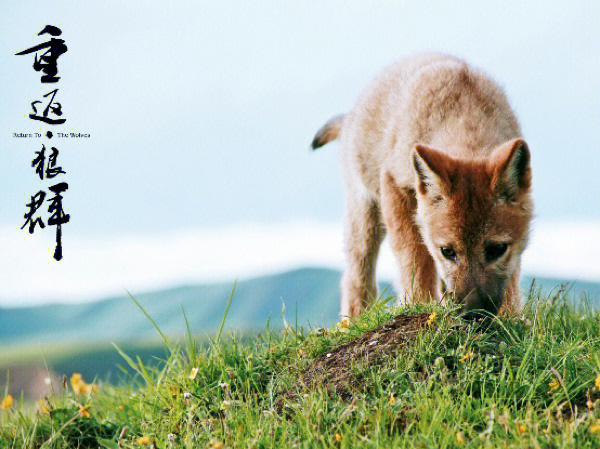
[380,171,439,304]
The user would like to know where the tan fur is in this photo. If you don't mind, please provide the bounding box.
[312,115,346,149]
[312,53,533,317]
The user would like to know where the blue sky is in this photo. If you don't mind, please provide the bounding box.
[1,1,599,304]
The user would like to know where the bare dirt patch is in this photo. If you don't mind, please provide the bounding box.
[285,313,430,401]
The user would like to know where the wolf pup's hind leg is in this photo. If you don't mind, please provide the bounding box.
[340,187,386,317]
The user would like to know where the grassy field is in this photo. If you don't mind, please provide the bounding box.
[2,287,600,448]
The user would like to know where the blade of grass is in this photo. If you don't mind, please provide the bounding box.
[216,281,236,344]
[111,343,152,386]
[180,303,196,364]
[125,289,172,351]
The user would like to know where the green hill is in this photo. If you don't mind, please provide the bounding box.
[4,294,600,448]
[1,267,599,347]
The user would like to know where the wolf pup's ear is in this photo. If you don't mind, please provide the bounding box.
[413,145,452,200]
[491,138,531,201]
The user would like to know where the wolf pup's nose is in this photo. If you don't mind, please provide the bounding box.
[460,293,500,319]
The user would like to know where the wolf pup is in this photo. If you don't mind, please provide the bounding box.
[312,53,532,318]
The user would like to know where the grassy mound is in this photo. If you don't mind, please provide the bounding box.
[2,288,600,448]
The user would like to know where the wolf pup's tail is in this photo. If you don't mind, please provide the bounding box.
[311,114,345,150]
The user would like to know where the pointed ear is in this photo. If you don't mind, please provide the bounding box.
[490,138,531,200]
[412,144,452,199]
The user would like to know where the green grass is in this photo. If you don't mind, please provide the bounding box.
[0,341,170,384]
[2,286,600,448]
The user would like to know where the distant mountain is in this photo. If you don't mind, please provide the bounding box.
[0,268,341,346]
[1,267,599,347]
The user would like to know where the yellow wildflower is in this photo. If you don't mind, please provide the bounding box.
[426,313,437,325]
[338,318,350,328]
[209,439,223,449]
[587,398,594,409]
[70,373,97,395]
[595,375,600,389]
[77,403,90,418]
[189,367,199,380]
[459,351,474,362]
[70,373,82,386]
[74,382,86,395]
[518,424,527,434]
[389,393,396,405]
[36,399,50,414]
[549,378,560,390]
[137,436,151,445]
[335,432,342,442]
[336,318,351,333]
[0,395,13,409]
[456,431,466,445]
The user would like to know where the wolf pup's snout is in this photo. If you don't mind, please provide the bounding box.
[457,288,503,319]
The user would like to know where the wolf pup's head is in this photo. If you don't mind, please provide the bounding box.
[412,138,533,316]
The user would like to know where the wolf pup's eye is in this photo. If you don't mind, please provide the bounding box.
[440,247,456,261]
[485,243,508,262]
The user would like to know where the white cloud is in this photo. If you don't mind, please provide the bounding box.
[1,219,599,306]
[522,220,600,282]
